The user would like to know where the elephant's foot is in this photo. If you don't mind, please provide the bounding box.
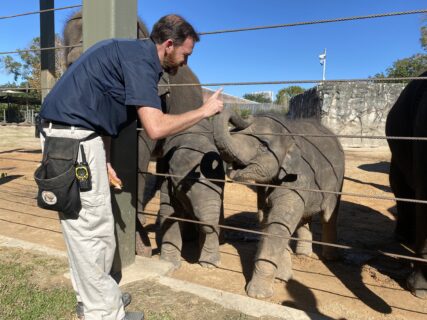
[160,244,182,270]
[295,223,312,257]
[246,263,276,299]
[276,249,293,282]
[407,270,427,299]
[199,251,221,269]
[295,241,312,257]
[246,274,274,299]
[199,239,220,269]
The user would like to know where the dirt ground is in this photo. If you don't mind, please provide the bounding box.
[0,125,426,320]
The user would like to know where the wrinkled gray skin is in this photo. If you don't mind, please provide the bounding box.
[213,110,345,298]
[63,12,225,266]
[385,71,427,299]
[157,69,225,269]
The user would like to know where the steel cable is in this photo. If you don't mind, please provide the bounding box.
[0,44,82,55]
[1,76,426,89]
[198,9,427,35]
[141,212,427,263]
[140,171,427,205]
[1,9,426,55]
[136,128,427,142]
[0,5,82,20]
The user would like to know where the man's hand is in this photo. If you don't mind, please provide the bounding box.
[201,88,224,118]
[107,162,123,190]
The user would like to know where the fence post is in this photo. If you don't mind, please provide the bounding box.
[39,0,56,101]
[83,0,138,270]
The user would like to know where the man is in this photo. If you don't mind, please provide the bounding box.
[38,14,223,320]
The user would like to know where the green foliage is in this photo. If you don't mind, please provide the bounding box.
[0,35,64,100]
[374,54,427,79]
[242,93,272,103]
[1,37,41,82]
[274,86,305,105]
[422,26,427,51]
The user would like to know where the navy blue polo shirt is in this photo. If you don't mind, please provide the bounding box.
[40,38,163,137]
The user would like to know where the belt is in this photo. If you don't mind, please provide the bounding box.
[42,121,89,131]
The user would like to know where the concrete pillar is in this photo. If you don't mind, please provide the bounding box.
[83,0,138,269]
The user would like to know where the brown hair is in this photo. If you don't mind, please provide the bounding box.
[150,14,199,46]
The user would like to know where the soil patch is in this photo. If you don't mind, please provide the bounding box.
[1,126,426,319]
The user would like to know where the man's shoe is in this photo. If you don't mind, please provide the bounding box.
[76,292,132,319]
[124,311,144,320]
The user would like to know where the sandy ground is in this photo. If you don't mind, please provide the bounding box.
[0,125,426,320]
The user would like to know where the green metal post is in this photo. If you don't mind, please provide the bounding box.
[83,0,138,269]
[39,0,56,101]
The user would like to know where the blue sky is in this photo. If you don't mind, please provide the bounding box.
[0,0,426,98]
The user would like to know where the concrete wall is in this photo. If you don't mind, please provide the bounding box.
[289,82,406,147]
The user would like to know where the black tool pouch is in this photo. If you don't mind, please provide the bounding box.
[34,136,81,219]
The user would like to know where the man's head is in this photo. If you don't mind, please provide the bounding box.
[151,14,200,75]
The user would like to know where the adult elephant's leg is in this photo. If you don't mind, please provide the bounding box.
[246,191,304,299]
[407,202,427,299]
[137,130,158,221]
[389,159,416,244]
[158,179,182,269]
[136,131,157,256]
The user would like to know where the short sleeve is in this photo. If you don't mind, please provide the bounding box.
[120,44,162,109]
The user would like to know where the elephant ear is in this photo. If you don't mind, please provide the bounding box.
[278,143,303,180]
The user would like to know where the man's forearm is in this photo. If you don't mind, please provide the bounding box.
[138,88,223,140]
[137,107,207,140]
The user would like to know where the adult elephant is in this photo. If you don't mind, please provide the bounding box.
[63,11,225,263]
[213,110,345,298]
[385,71,427,299]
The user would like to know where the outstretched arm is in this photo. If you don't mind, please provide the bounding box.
[138,88,223,140]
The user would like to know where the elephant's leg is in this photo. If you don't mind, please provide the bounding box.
[158,180,182,269]
[321,201,340,261]
[257,186,268,225]
[276,246,293,282]
[407,202,427,299]
[191,184,222,268]
[136,132,157,256]
[246,192,304,299]
[390,160,416,244]
[294,220,313,257]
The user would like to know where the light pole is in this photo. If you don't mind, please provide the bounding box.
[319,48,327,81]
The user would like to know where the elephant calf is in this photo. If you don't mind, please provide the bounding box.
[156,67,225,269]
[213,110,345,298]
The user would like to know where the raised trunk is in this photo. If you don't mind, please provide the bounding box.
[213,110,254,166]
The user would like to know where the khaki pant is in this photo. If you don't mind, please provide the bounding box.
[41,126,125,320]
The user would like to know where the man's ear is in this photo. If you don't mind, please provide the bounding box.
[165,39,174,50]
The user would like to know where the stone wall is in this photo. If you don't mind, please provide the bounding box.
[288,82,406,147]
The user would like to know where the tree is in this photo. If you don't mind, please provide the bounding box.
[374,21,427,79]
[374,54,427,79]
[421,17,427,51]
[0,36,65,98]
[274,86,305,105]
[243,92,272,103]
